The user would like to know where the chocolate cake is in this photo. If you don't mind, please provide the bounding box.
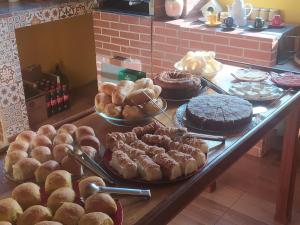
[186,94,253,131]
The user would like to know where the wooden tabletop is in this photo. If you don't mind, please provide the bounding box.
[0,63,299,225]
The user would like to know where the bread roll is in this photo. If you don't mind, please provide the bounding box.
[122,105,144,120]
[81,146,97,159]
[57,124,77,137]
[61,156,83,177]
[75,126,95,140]
[4,150,28,173]
[53,133,73,146]
[99,82,117,96]
[0,198,23,223]
[78,176,106,199]
[53,144,73,163]
[78,135,100,152]
[85,193,117,217]
[7,141,29,153]
[153,85,162,98]
[45,170,72,194]
[17,205,52,225]
[142,98,163,115]
[35,160,61,183]
[47,187,75,213]
[37,125,57,140]
[31,146,52,163]
[12,182,41,210]
[13,158,41,181]
[95,93,112,112]
[126,88,156,105]
[79,212,114,225]
[35,222,63,225]
[15,130,36,147]
[53,203,85,225]
[112,80,135,105]
[103,103,122,118]
[31,135,52,149]
[133,78,154,90]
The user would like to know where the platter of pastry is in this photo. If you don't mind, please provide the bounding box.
[174,51,223,80]
[95,78,167,126]
[231,68,269,82]
[0,172,123,225]
[228,82,283,101]
[4,123,101,183]
[102,122,209,184]
[271,72,300,88]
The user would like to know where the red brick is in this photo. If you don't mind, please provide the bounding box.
[140,34,151,42]
[93,20,110,28]
[230,38,259,49]
[101,12,119,22]
[244,49,272,60]
[180,31,202,41]
[152,58,162,66]
[112,52,130,59]
[120,15,140,24]
[216,45,243,56]
[111,37,129,46]
[154,27,178,37]
[111,22,129,31]
[215,53,229,60]
[153,21,165,28]
[103,43,121,52]
[164,53,181,62]
[152,51,164,59]
[95,41,102,48]
[190,41,215,51]
[203,35,229,45]
[130,40,151,49]
[153,35,165,43]
[166,37,179,46]
[93,27,101,34]
[140,17,151,26]
[152,66,165,74]
[96,48,112,56]
[120,31,139,40]
[93,12,100,20]
[180,40,189,48]
[260,42,273,51]
[142,64,152,73]
[121,46,140,55]
[141,49,151,56]
[153,43,177,52]
[94,34,110,43]
[130,25,150,34]
[162,60,174,68]
[136,56,151,65]
[102,28,119,37]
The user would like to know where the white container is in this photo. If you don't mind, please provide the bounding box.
[165,0,184,19]
[231,0,253,27]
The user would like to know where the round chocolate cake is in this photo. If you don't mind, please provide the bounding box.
[186,94,253,131]
[153,70,201,100]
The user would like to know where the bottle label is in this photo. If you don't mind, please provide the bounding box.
[57,96,63,104]
[63,95,69,102]
[51,99,57,106]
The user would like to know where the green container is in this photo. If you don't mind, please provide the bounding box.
[117,69,146,81]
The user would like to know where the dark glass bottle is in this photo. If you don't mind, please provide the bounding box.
[50,89,58,115]
[46,90,52,117]
[62,84,70,110]
[54,64,69,85]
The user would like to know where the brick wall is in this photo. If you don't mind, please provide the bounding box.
[93,11,152,75]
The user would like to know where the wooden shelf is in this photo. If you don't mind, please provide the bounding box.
[32,80,98,130]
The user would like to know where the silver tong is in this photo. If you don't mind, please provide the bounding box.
[87,183,151,200]
[183,132,225,143]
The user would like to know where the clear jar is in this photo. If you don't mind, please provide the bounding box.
[268,9,280,21]
[250,8,260,20]
[259,8,270,21]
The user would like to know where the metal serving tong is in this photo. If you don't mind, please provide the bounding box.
[86,183,151,200]
[183,132,225,143]
[200,76,229,95]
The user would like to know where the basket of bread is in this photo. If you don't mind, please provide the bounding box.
[174,51,223,80]
[95,78,167,126]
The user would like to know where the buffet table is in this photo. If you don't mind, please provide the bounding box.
[0,62,299,225]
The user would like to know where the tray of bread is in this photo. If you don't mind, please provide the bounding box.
[95,78,167,126]
[4,123,101,183]
[0,172,123,225]
[231,68,269,82]
[174,51,223,80]
[102,122,209,184]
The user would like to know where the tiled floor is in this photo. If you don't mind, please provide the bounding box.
[169,148,300,225]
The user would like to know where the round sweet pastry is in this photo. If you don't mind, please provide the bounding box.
[7,141,29,153]
[53,202,85,225]
[45,170,72,194]
[31,135,52,149]
[78,135,100,152]
[81,146,97,159]
[35,160,61,183]
[61,156,83,177]
[47,187,76,213]
[126,88,156,105]
[99,82,117,96]
[4,150,28,173]
[143,98,163,115]
[122,105,144,120]
[53,144,73,163]
[78,176,106,199]
[35,222,63,225]
[0,198,23,223]
[75,126,95,140]
[17,205,52,225]
[186,94,253,131]
[95,93,112,112]
[85,193,117,217]
[57,124,77,137]
[31,146,52,163]
[53,133,73,146]
[37,125,57,141]
[153,70,201,100]
[12,158,41,181]
[79,212,114,225]
[132,78,154,90]
[15,130,36,147]
[12,182,41,210]
[103,103,122,118]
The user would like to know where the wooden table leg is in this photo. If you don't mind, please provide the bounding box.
[274,108,300,224]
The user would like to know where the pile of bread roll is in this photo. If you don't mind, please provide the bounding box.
[4,124,101,182]
[95,78,163,120]
[0,172,116,225]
